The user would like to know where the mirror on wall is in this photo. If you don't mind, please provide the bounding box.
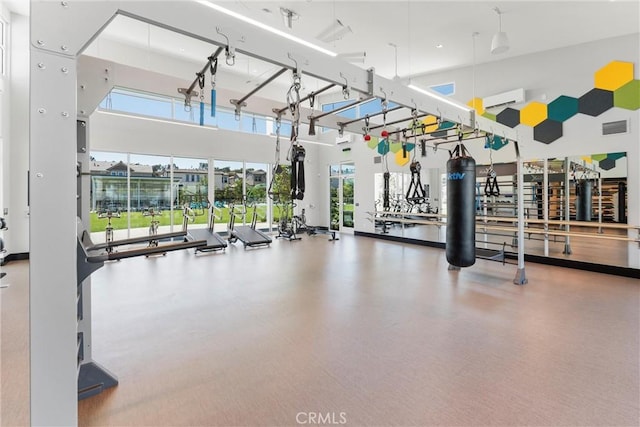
[372,152,631,268]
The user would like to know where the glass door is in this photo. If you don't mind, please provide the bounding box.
[330,176,340,231]
[329,163,355,233]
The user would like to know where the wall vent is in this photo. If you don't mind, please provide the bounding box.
[602,120,628,136]
[373,156,382,164]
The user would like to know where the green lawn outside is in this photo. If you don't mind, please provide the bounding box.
[89,205,286,232]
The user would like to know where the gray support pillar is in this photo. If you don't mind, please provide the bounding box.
[543,158,549,257]
[513,142,527,285]
[30,49,78,426]
[563,157,572,254]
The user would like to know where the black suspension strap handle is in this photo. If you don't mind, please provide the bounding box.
[484,135,500,196]
[383,171,390,210]
[405,161,427,204]
[290,145,306,200]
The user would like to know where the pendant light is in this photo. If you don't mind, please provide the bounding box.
[490,7,509,55]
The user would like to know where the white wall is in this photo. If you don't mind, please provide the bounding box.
[2,11,29,255]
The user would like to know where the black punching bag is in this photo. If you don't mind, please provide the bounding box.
[576,180,592,221]
[446,145,476,267]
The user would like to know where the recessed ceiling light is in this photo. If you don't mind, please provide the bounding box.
[179,48,185,52]
[436,44,443,49]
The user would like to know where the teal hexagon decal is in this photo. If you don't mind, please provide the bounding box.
[548,96,579,122]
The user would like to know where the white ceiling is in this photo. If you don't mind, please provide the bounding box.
[96,0,640,83]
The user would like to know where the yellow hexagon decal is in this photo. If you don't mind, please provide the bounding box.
[520,101,547,127]
[422,115,439,133]
[467,98,485,116]
[395,149,410,166]
[595,61,634,91]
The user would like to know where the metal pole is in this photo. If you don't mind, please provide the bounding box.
[563,157,572,254]
[308,97,372,121]
[232,68,287,106]
[543,158,549,257]
[336,105,403,126]
[598,176,603,233]
[275,83,335,115]
[368,113,430,131]
[513,141,527,285]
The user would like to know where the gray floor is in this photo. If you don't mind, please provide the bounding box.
[1,235,639,426]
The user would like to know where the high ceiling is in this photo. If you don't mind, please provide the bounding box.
[95,0,639,82]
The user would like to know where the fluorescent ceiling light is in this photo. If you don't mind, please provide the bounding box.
[195,0,337,57]
[97,110,219,130]
[408,84,473,113]
[316,19,352,43]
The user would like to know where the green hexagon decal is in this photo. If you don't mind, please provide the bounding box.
[613,80,640,110]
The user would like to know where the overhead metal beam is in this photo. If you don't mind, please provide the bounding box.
[230,67,287,115]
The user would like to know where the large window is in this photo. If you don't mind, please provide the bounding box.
[89,151,210,239]
[99,87,277,136]
[90,151,130,241]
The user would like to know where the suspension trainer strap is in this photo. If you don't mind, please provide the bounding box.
[290,145,306,200]
[197,72,205,126]
[209,57,218,117]
[287,71,306,200]
[406,161,426,204]
[383,171,390,210]
[484,135,500,196]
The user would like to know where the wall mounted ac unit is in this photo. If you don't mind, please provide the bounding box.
[484,88,525,109]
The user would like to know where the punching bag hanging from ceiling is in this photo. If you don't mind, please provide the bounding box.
[446,143,476,267]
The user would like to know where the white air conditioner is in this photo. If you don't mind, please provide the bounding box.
[484,88,525,109]
[336,134,353,145]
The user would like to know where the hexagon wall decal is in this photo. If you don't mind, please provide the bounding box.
[481,111,497,121]
[367,136,379,149]
[377,139,389,155]
[598,157,616,171]
[496,108,520,128]
[613,79,640,110]
[423,115,439,133]
[594,61,634,91]
[533,119,563,144]
[389,141,403,153]
[467,98,485,116]
[607,152,626,161]
[579,89,613,116]
[405,143,415,152]
[590,153,607,162]
[395,149,410,166]
[488,135,509,150]
[520,101,548,127]
[548,96,579,122]
[439,121,456,130]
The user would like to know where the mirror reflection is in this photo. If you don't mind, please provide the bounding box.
[373,152,630,268]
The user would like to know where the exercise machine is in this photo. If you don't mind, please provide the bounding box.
[76,218,206,399]
[295,208,339,241]
[97,210,121,254]
[183,204,227,253]
[275,200,301,241]
[227,202,272,248]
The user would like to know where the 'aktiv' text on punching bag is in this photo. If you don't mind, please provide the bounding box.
[446,145,476,267]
